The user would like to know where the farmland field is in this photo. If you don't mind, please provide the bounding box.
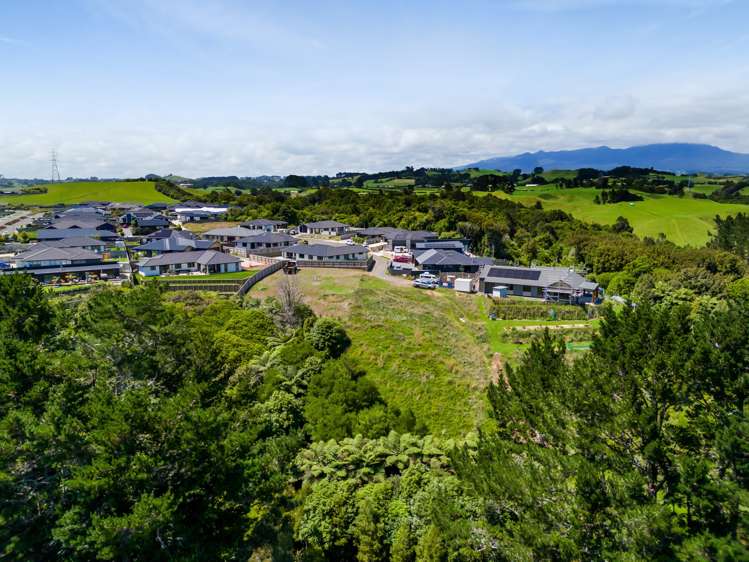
[0,181,174,205]
[489,186,748,246]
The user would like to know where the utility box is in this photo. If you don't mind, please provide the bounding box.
[455,277,474,293]
[492,285,509,298]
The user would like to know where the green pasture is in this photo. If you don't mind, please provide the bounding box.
[0,181,174,205]
[490,185,747,246]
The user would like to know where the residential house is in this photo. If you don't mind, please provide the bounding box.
[9,245,120,283]
[55,206,106,219]
[40,236,107,253]
[478,265,600,304]
[174,205,229,223]
[297,220,350,236]
[36,228,120,241]
[413,249,493,274]
[282,243,368,263]
[234,232,297,256]
[134,232,216,256]
[139,250,242,277]
[202,226,256,243]
[143,228,195,240]
[48,218,117,232]
[413,239,468,252]
[356,227,438,250]
[240,218,288,232]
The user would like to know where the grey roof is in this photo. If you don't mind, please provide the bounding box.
[58,206,103,216]
[413,240,466,251]
[414,249,492,267]
[235,232,297,245]
[241,218,288,227]
[136,215,170,227]
[49,219,112,230]
[203,226,256,238]
[41,236,106,248]
[357,227,438,241]
[135,236,214,253]
[145,228,196,240]
[302,220,349,229]
[1,263,120,276]
[479,265,598,291]
[16,246,102,263]
[140,250,241,267]
[37,228,119,240]
[285,243,368,257]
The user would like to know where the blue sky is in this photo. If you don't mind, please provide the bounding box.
[1,0,747,177]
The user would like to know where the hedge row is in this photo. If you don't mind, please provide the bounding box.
[490,299,594,320]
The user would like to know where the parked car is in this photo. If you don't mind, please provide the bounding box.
[413,278,437,289]
[413,272,438,289]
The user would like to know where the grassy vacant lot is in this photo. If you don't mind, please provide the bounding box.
[252,269,492,436]
[251,268,599,436]
[489,186,747,246]
[182,221,240,234]
[1,181,174,205]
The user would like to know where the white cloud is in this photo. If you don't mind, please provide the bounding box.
[0,35,28,46]
[2,87,748,178]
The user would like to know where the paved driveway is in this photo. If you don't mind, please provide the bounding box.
[370,255,412,286]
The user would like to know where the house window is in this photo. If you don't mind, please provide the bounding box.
[523,286,532,293]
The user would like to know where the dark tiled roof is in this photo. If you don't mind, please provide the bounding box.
[241,218,288,227]
[302,220,349,229]
[285,243,367,257]
[42,236,106,248]
[357,227,438,241]
[140,250,241,267]
[236,233,297,245]
[37,228,119,240]
[135,236,213,253]
[415,249,492,267]
[16,246,102,263]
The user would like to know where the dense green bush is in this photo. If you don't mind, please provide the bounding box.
[307,317,351,357]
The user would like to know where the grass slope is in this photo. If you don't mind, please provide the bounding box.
[251,269,492,436]
[1,181,174,205]
[491,186,747,246]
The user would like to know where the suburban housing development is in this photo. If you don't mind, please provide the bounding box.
[0,200,601,305]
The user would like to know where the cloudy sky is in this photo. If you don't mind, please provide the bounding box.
[1,0,748,178]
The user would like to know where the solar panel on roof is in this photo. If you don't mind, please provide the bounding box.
[488,267,541,281]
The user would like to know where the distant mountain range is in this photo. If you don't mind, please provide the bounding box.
[457,143,749,174]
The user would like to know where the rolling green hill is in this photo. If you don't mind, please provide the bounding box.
[485,186,747,246]
[0,181,174,205]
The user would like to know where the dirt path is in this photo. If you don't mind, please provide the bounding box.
[491,352,511,389]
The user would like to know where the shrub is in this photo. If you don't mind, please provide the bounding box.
[308,318,351,358]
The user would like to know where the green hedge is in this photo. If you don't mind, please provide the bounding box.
[490,299,594,320]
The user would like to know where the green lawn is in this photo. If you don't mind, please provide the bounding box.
[1,181,175,205]
[489,186,748,246]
